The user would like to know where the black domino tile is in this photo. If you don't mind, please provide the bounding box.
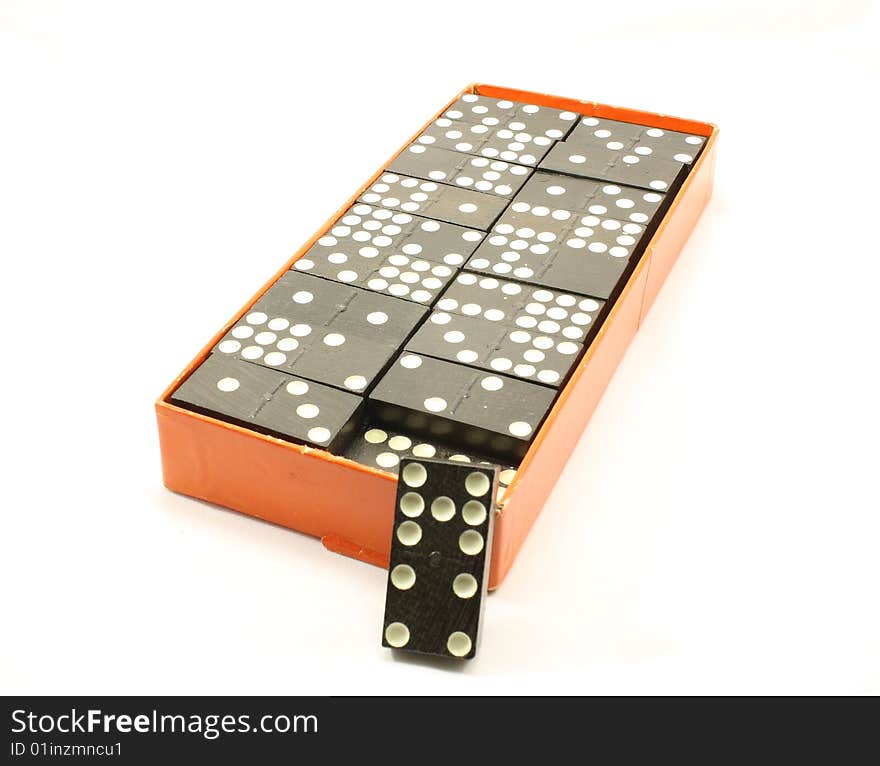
[359,172,506,231]
[389,144,533,198]
[407,310,582,387]
[565,116,646,152]
[444,93,518,125]
[414,118,495,154]
[513,170,665,225]
[540,140,686,192]
[461,126,557,167]
[341,422,517,494]
[436,272,604,340]
[566,116,707,165]
[169,354,363,452]
[417,118,555,167]
[442,93,579,140]
[417,274,603,386]
[511,171,613,215]
[213,271,426,392]
[382,458,497,659]
[498,107,579,142]
[296,247,457,305]
[466,206,646,299]
[369,353,556,463]
[295,203,479,302]
[407,310,506,368]
[434,271,537,323]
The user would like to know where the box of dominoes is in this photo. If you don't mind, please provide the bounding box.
[156,83,717,589]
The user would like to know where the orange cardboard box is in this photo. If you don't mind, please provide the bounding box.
[156,84,717,589]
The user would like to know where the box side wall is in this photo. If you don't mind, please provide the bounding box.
[474,83,715,137]
[488,259,648,587]
[641,138,717,318]
[157,401,395,566]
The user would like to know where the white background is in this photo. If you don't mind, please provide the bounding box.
[1,0,878,695]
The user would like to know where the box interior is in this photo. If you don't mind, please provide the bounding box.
[156,83,717,588]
